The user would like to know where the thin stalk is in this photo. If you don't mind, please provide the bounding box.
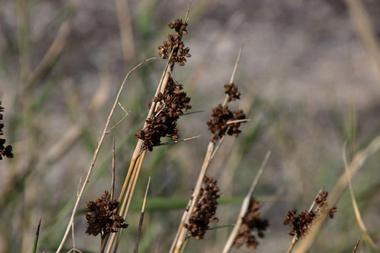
[352,240,360,253]
[133,177,151,253]
[111,138,116,200]
[222,152,271,253]
[32,218,42,253]
[342,144,378,249]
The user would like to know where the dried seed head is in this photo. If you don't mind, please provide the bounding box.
[168,18,188,36]
[283,209,316,238]
[224,83,241,102]
[85,191,127,237]
[136,76,191,151]
[233,198,269,250]
[207,104,246,142]
[315,190,328,208]
[158,18,191,66]
[207,82,246,142]
[283,191,337,238]
[185,176,220,239]
[0,102,13,160]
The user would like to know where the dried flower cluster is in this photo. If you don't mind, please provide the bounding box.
[0,101,13,160]
[85,191,127,238]
[136,77,191,151]
[207,82,246,142]
[224,83,241,102]
[283,191,337,238]
[207,105,246,142]
[158,18,191,66]
[234,198,269,250]
[185,176,220,239]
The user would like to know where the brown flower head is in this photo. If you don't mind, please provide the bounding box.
[207,104,246,142]
[283,209,316,238]
[158,18,191,66]
[283,191,337,238]
[136,76,191,151]
[185,176,220,239]
[168,18,188,36]
[234,198,269,250]
[224,83,241,102]
[0,102,13,160]
[207,82,246,142]
[85,191,127,238]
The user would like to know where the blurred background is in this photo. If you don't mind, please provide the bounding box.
[1,0,380,252]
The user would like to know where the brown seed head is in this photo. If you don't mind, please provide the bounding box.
[0,101,13,160]
[233,198,269,250]
[158,18,191,66]
[136,76,191,151]
[184,176,220,239]
[207,104,246,142]
[283,191,337,238]
[224,83,241,102]
[85,191,128,237]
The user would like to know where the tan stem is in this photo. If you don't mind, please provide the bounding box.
[170,142,215,253]
[103,61,174,253]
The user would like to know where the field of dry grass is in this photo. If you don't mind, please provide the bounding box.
[1,0,380,252]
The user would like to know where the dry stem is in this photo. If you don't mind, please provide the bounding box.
[343,144,378,249]
[133,177,151,253]
[103,57,175,253]
[222,151,271,253]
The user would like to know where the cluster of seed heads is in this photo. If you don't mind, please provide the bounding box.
[136,76,191,151]
[158,18,191,66]
[85,191,128,238]
[224,83,241,102]
[233,198,269,250]
[0,101,13,160]
[207,83,246,142]
[185,176,220,239]
[283,190,337,238]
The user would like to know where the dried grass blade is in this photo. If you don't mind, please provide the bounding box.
[352,239,360,253]
[343,144,378,249]
[133,177,151,253]
[32,218,42,253]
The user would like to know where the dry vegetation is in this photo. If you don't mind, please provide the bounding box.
[1,0,380,253]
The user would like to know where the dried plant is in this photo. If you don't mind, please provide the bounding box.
[56,58,155,253]
[184,176,220,239]
[285,190,337,253]
[85,191,127,239]
[158,18,190,66]
[170,48,248,253]
[233,198,269,250]
[103,14,192,253]
[284,190,336,239]
[136,77,191,151]
[222,152,271,253]
[0,101,13,160]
